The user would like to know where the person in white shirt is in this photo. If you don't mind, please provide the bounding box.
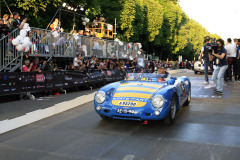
[225,38,237,81]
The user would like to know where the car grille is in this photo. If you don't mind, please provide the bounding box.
[113,115,141,120]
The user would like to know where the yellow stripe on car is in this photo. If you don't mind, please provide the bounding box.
[113,93,152,99]
[112,100,146,107]
[120,83,161,89]
[117,87,157,93]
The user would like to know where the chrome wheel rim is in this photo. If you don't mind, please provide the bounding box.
[188,89,191,101]
[170,98,176,119]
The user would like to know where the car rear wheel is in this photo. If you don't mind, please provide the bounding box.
[164,95,177,125]
[194,71,198,74]
[184,88,191,106]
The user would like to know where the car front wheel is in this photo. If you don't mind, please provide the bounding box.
[164,95,177,125]
[184,88,191,106]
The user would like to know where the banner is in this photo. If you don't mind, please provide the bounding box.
[0,69,128,96]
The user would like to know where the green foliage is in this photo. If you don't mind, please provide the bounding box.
[119,0,137,41]
[142,0,163,42]
[119,0,163,44]
[15,0,61,16]
[99,0,122,24]
[3,0,221,60]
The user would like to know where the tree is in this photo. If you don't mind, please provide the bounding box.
[119,0,137,41]
[2,0,221,61]
[153,0,183,59]
[119,0,163,44]
[15,0,61,16]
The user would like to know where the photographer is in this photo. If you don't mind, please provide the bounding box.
[211,39,228,95]
[10,12,27,30]
[199,36,214,84]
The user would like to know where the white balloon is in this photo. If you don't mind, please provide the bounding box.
[82,22,86,25]
[119,42,123,46]
[24,46,30,52]
[16,44,24,51]
[20,30,27,37]
[22,38,30,47]
[23,37,30,42]
[12,39,19,46]
[16,35,24,43]
[16,37,24,45]
[86,18,90,23]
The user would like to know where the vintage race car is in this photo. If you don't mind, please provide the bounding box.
[94,73,191,124]
[194,61,216,74]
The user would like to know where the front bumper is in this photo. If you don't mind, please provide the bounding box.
[194,66,204,72]
[94,101,170,121]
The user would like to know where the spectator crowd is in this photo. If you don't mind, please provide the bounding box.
[3,11,240,90]
[0,12,28,38]
[22,54,184,74]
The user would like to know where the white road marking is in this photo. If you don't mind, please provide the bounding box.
[123,155,135,160]
[0,93,95,134]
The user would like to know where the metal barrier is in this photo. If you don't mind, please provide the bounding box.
[0,28,20,71]
[0,27,142,72]
[0,69,130,96]
[28,28,141,59]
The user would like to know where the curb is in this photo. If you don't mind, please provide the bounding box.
[0,92,95,134]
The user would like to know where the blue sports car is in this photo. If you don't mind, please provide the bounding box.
[94,73,191,124]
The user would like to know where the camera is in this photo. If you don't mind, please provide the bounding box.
[24,14,30,22]
[210,38,218,51]
[204,37,218,52]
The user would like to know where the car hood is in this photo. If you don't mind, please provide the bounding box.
[111,81,164,107]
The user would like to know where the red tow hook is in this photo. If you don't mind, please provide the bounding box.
[143,120,148,125]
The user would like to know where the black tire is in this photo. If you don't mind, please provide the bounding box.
[164,95,177,125]
[194,71,198,74]
[100,115,110,120]
[184,88,191,106]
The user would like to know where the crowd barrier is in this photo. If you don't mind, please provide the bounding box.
[0,69,132,96]
[29,28,141,59]
[1,27,143,71]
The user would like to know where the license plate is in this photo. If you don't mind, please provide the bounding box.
[118,101,137,107]
[116,109,135,114]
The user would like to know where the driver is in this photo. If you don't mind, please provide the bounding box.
[157,66,171,80]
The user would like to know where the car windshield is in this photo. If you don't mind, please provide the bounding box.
[125,73,165,82]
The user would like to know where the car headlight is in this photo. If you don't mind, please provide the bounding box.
[95,91,106,104]
[151,95,165,109]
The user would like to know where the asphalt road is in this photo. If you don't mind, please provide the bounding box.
[0,70,240,160]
